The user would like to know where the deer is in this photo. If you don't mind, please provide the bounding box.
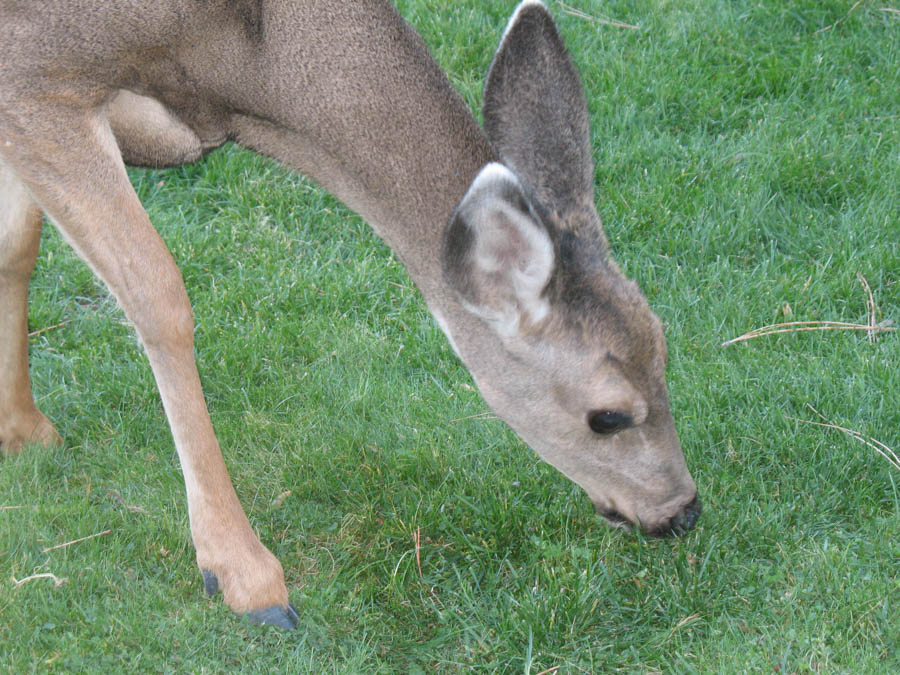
[0,0,701,628]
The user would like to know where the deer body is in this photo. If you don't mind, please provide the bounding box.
[1,0,699,628]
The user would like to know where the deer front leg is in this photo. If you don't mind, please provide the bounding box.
[0,160,62,454]
[0,111,297,628]
[143,324,296,628]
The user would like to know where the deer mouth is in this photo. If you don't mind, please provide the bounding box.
[594,493,702,537]
[593,504,633,531]
[646,493,702,537]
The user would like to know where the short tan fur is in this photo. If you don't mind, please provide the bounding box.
[0,1,699,627]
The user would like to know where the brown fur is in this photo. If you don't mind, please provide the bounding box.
[1,1,699,627]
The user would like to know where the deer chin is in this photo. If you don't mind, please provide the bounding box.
[592,503,634,532]
[644,493,702,537]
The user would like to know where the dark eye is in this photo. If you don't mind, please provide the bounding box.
[588,410,632,435]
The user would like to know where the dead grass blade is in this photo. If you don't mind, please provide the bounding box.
[856,272,878,343]
[814,0,864,34]
[556,2,639,30]
[450,411,498,423]
[790,405,899,473]
[12,573,69,588]
[27,320,72,338]
[42,529,112,553]
[724,270,894,346]
[722,320,896,347]
[108,489,150,515]
[414,526,423,578]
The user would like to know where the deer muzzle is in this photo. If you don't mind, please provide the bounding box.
[595,492,701,537]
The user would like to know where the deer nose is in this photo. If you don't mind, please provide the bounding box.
[649,493,701,537]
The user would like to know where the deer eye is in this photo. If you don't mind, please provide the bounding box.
[588,410,632,435]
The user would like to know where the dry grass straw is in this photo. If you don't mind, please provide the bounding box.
[27,320,71,338]
[725,274,897,474]
[722,273,895,346]
[790,405,900,474]
[534,667,562,675]
[722,320,895,346]
[856,272,880,343]
[12,573,69,589]
[414,526,423,578]
[42,529,113,553]
[814,0,864,34]
[555,2,639,30]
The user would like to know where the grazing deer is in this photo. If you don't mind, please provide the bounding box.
[0,0,700,627]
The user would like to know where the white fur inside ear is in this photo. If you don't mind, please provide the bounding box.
[501,0,548,43]
[463,162,554,337]
[480,201,552,324]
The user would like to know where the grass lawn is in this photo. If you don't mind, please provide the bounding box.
[2,0,897,672]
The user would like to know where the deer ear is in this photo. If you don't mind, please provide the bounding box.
[442,163,555,338]
[483,1,594,220]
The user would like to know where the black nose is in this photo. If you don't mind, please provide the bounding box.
[651,493,702,537]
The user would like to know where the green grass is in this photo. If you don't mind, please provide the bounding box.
[2,0,898,672]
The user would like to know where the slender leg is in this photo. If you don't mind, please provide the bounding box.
[1,109,297,627]
[0,160,62,453]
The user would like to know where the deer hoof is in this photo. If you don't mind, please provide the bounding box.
[245,603,300,629]
[201,569,219,596]
[0,411,62,456]
[200,569,298,629]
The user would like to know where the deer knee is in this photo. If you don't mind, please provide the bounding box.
[142,292,194,351]
[0,162,43,278]
[121,264,195,352]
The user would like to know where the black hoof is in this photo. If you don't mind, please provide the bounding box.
[201,569,219,596]
[246,603,300,629]
[201,569,297,629]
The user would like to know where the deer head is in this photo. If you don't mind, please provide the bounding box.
[441,1,700,535]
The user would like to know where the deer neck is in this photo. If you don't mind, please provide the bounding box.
[222,4,498,327]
